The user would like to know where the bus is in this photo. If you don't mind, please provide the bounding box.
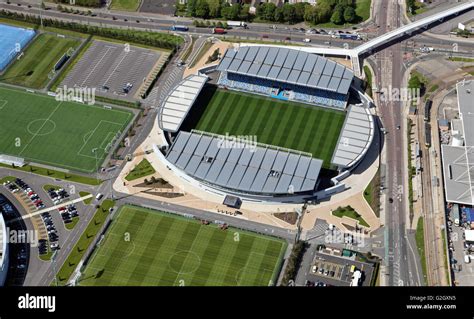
[171,25,189,32]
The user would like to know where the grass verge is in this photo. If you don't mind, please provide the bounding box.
[125,159,155,181]
[0,164,101,186]
[56,199,115,285]
[415,216,428,285]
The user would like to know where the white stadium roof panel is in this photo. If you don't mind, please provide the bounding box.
[158,75,208,133]
[166,131,322,195]
[331,105,374,169]
[216,46,354,94]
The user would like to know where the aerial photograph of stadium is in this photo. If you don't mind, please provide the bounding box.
[0,0,473,315]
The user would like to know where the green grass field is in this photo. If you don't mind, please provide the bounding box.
[110,0,141,11]
[0,86,132,172]
[192,88,345,168]
[1,33,80,89]
[80,206,287,286]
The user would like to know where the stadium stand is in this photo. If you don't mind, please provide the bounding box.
[216,46,353,109]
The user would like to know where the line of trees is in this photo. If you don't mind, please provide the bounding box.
[281,240,307,286]
[53,0,104,8]
[0,10,183,50]
[178,0,360,25]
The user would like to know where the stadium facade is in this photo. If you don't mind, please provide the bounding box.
[216,46,354,109]
[155,45,374,201]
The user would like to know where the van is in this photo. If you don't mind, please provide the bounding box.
[464,255,471,263]
[96,193,104,201]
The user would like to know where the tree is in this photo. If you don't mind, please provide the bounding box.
[343,6,356,23]
[317,2,332,23]
[264,3,276,21]
[239,4,250,21]
[186,0,197,16]
[274,7,284,22]
[207,0,221,18]
[282,3,296,24]
[195,0,209,18]
[330,5,344,25]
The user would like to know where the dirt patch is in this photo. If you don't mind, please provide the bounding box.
[273,212,298,225]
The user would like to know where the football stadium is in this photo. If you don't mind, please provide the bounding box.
[156,45,375,200]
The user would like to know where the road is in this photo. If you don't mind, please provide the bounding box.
[2,0,474,54]
[371,0,423,287]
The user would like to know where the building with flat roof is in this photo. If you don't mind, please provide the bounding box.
[441,80,474,206]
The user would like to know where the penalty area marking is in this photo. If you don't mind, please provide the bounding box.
[0,100,7,110]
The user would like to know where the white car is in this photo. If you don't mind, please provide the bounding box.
[303,38,311,43]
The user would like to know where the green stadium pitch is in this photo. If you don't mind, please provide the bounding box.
[0,87,132,173]
[189,87,346,169]
[79,206,287,286]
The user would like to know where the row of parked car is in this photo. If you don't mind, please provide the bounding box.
[45,187,78,225]
[3,178,46,210]
[39,211,59,254]
[46,187,69,205]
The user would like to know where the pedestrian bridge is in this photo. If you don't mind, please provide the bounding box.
[246,1,474,77]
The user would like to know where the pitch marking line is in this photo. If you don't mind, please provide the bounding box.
[0,100,7,110]
[76,120,123,158]
[18,101,63,157]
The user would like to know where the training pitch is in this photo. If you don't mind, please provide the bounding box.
[0,87,132,172]
[1,33,80,89]
[80,206,287,286]
[191,87,346,169]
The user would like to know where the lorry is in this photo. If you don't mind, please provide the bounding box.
[212,27,226,34]
[171,25,189,32]
[227,21,247,28]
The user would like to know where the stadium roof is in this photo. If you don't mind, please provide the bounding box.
[166,131,323,195]
[157,75,208,133]
[441,80,474,205]
[217,46,354,95]
[331,105,374,168]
